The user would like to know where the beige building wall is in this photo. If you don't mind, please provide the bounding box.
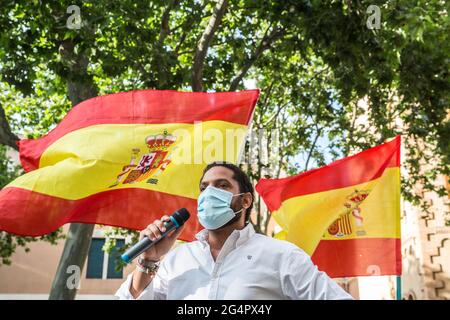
[400,174,450,300]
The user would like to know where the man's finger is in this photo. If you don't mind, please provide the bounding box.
[167,224,185,240]
[139,226,152,240]
[155,219,166,232]
[148,224,162,239]
[141,229,154,241]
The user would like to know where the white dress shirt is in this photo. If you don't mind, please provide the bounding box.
[115,223,353,300]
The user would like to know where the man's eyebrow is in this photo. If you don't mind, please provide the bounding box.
[200,178,232,186]
[214,178,232,184]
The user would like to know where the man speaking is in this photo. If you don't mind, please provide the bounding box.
[115,162,353,300]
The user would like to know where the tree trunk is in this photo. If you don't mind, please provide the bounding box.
[49,39,98,300]
[48,223,95,299]
[0,103,19,150]
[191,0,227,91]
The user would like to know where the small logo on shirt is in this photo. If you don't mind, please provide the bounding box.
[247,255,252,260]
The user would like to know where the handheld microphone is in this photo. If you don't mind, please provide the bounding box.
[121,208,190,264]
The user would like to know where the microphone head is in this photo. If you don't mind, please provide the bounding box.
[173,208,190,225]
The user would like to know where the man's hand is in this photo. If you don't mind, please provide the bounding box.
[139,215,185,261]
[129,215,185,299]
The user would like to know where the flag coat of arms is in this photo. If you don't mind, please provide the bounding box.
[256,136,401,278]
[0,89,259,241]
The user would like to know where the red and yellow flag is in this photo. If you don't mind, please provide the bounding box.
[256,136,401,278]
[0,89,259,241]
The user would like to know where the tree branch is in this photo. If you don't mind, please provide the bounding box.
[304,127,322,171]
[259,80,275,115]
[173,3,209,55]
[158,0,181,45]
[264,102,289,126]
[59,40,98,105]
[0,103,19,150]
[152,0,181,88]
[229,26,285,91]
[191,0,228,92]
[276,152,286,178]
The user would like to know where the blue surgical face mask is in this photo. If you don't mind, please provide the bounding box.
[197,186,244,230]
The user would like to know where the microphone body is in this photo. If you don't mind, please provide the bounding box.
[121,208,190,264]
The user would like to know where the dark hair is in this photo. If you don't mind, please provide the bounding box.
[200,162,254,223]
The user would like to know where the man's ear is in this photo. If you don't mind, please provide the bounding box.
[242,192,253,209]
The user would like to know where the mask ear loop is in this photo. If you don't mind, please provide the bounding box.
[232,193,246,214]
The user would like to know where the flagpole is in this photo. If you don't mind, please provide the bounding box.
[396,276,402,300]
[396,136,402,301]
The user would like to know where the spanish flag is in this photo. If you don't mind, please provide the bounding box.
[256,136,401,278]
[0,89,259,241]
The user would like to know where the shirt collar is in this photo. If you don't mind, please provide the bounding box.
[195,223,256,248]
